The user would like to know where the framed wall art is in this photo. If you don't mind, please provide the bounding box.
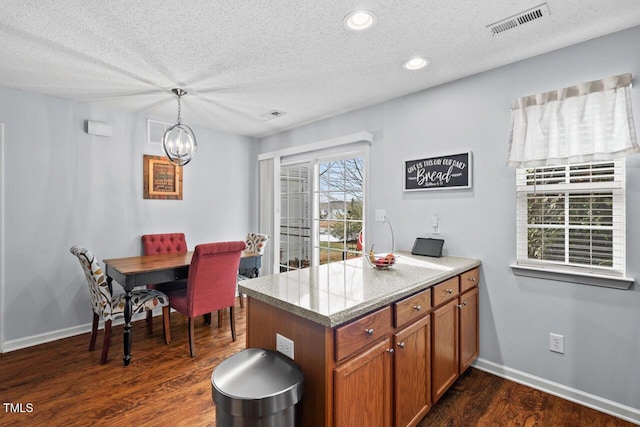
[404,152,472,191]
[143,154,183,200]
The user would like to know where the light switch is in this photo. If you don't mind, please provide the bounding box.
[375,209,386,222]
[432,215,440,234]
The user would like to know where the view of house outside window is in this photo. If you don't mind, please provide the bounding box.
[316,157,364,264]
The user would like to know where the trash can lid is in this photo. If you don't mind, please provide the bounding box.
[212,348,303,416]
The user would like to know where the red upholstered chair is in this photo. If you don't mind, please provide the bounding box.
[142,233,188,254]
[164,241,246,357]
[141,233,188,329]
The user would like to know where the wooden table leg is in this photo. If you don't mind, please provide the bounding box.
[123,286,133,366]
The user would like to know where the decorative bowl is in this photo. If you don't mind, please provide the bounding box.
[366,248,397,270]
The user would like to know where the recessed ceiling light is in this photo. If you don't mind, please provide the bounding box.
[403,57,430,71]
[344,10,377,31]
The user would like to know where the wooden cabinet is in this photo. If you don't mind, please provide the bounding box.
[431,267,480,403]
[247,264,480,427]
[460,267,479,293]
[335,268,480,425]
[335,292,432,427]
[459,286,479,374]
[394,288,430,328]
[432,277,460,306]
[334,291,432,427]
[393,316,431,427]
[335,306,391,362]
[431,298,459,402]
[334,338,393,427]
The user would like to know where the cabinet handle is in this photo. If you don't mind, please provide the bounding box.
[365,328,374,336]
[470,277,476,282]
[397,342,405,349]
[446,289,453,294]
[456,301,468,309]
[387,348,395,354]
[413,305,421,311]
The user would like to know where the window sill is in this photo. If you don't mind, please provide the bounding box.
[510,264,634,289]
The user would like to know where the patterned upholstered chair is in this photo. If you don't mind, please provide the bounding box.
[70,246,171,364]
[237,233,270,307]
[141,233,188,327]
[164,241,246,357]
[245,233,270,257]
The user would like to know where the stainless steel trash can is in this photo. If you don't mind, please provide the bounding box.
[211,348,303,427]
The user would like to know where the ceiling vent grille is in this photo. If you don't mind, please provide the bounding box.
[488,3,550,35]
[261,110,286,120]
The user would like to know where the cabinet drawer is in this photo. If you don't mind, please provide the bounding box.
[460,267,479,292]
[335,306,391,362]
[394,288,431,328]
[432,277,460,307]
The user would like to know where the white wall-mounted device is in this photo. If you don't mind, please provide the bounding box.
[85,120,112,137]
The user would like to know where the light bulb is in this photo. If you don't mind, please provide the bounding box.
[344,10,377,31]
[403,57,429,70]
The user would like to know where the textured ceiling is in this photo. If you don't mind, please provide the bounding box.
[1,1,639,138]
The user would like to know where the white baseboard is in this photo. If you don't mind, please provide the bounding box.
[473,358,640,425]
[2,312,150,353]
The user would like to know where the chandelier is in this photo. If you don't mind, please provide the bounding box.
[162,88,197,166]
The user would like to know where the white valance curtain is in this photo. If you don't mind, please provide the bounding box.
[506,73,638,168]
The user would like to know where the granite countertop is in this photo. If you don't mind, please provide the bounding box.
[239,252,481,328]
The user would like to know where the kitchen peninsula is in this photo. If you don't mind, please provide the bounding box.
[239,253,481,427]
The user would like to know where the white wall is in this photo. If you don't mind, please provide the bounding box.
[0,87,258,347]
[260,26,640,413]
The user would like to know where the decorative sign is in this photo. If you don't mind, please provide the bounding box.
[404,152,472,191]
[143,155,183,200]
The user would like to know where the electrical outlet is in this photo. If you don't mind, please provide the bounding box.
[276,333,294,359]
[549,333,564,354]
[375,209,386,222]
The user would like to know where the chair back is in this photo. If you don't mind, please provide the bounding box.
[141,233,187,255]
[245,233,269,254]
[69,246,113,321]
[187,241,246,317]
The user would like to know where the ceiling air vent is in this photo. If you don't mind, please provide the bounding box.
[261,110,286,120]
[488,3,550,35]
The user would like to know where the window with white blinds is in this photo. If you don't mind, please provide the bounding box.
[516,159,625,277]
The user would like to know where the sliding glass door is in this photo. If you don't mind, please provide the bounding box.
[315,157,364,265]
[279,162,312,272]
[259,133,371,274]
[278,154,364,271]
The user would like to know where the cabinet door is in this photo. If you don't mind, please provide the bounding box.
[431,298,459,403]
[334,338,392,427]
[394,316,431,427]
[459,287,479,374]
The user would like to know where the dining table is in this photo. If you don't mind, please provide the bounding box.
[103,250,261,366]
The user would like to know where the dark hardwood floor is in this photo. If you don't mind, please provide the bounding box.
[418,368,634,427]
[0,303,634,427]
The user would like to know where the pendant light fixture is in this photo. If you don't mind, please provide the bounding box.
[162,88,197,166]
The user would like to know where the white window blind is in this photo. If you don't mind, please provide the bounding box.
[516,160,625,277]
[507,73,638,168]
